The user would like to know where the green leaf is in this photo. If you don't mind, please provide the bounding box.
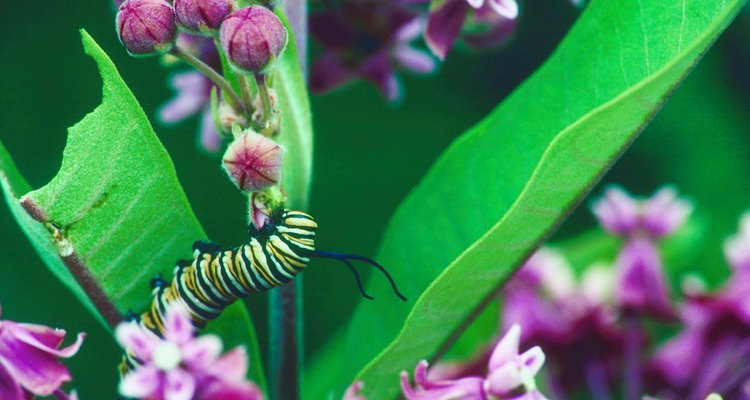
[0,31,265,388]
[306,1,747,398]
[0,141,100,320]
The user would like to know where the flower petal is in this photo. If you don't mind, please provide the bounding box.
[359,55,401,102]
[0,364,26,400]
[395,46,437,74]
[0,327,73,395]
[344,381,366,400]
[200,378,264,400]
[488,324,520,371]
[163,305,195,345]
[519,346,545,375]
[115,322,158,362]
[310,53,355,94]
[199,107,222,153]
[182,335,222,368]
[159,71,211,123]
[642,187,692,237]
[485,362,522,396]
[591,187,639,235]
[9,323,83,358]
[209,347,249,381]
[425,0,470,60]
[616,238,674,318]
[486,0,518,19]
[119,366,161,398]
[165,368,196,400]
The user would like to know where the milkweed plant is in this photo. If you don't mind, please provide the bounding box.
[1,0,749,398]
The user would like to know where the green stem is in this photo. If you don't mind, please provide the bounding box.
[172,46,246,114]
[255,73,274,132]
[239,75,256,114]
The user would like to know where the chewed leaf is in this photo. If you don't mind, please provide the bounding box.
[0,31,265,389]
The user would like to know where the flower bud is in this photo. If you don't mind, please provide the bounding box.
[223,131,282,192]
[174,0,234,35]
[116,0,177,56]
[220,7,288,74]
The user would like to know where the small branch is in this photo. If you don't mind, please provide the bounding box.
[21,197,124,329]
[172,46,246,114]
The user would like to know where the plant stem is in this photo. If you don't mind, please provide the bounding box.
[269,280,303,400]
[255,74,274,133]
[239,75,255,114]
[172,46,246,114]
[267,2,309,397]
[623,314,641,400]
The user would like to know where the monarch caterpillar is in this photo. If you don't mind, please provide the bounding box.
[121,209,405,371]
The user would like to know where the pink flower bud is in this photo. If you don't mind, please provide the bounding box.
[116,0,177,56]
[174,0,234,35]
[223,131,282,192]
[220,6,288,74]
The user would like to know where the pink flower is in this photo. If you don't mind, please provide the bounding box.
[591,186,692,238]
[159,34,224,153]
[309,1,436,101]
[592,186,690,318]
[0,305,84,400]
[425,0,517,60]
[343,381,367,400]
[401,324,547,400]
[116,304,263,400]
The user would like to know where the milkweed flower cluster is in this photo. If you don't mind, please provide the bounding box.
[0,305,84,400]
[116,304,263,400]
[415,186,750,399]
[309,0,518,100]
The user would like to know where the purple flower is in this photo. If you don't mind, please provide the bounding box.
[159,34,224,153]
[310,1,436,101]
[647,215,750,398]
[591,186,692,238]
[592,187,690,318]
[615,237,675,318]
[343,381,367,400]
[0,305,85,400]
[723,213,750,271]
[425,0,518,59]
[400,324,547,400]
[116,304,263,400]
[501,250,626,397]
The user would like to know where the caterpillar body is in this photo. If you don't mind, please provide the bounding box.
[121,209,405,372]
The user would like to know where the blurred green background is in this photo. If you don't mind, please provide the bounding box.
[1,0,749,397]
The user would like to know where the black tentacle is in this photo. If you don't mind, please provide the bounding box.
[309,250,407,302]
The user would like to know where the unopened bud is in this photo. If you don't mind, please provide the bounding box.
[219,7,288,74]
[217,100,248,133]
[174,0,234,35]
[223,131,282,192]
[116,0,177,56]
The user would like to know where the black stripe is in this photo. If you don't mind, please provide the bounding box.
[263,238,294,284]
[217,249,248,299]
[240,244,269,291]
[194,254,232,307]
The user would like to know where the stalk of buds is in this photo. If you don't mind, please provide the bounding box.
[115,0,291,218]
